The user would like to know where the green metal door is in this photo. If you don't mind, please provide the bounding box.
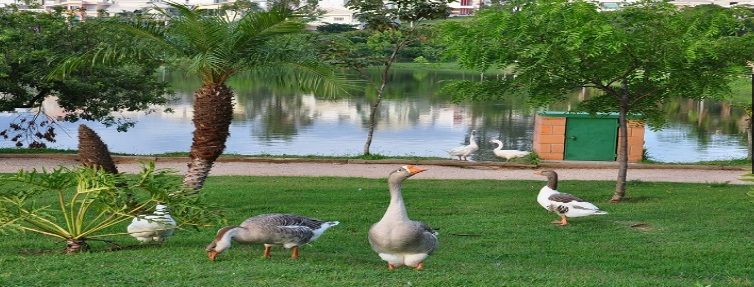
[564,118,618,161]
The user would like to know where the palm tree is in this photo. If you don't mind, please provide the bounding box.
[58,4,348,190]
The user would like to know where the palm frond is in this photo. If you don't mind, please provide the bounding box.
[248,60,360,98]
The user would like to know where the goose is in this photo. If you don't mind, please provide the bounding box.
[369,165,438,270]
[448,130,478,161]
[127,204,177,243]
[489,139,530,161]
[205,214,339,261]
[534,170,607,225]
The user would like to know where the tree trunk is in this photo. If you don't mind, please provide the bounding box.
[183,83,234,191]
[78,124,118,174]
[611,91,630,203]
[363,92,383,156]
[363,42,403,156]
[65,239,89,253]
[746,115,754,162]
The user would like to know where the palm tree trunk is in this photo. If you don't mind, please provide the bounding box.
[183,83,234,191]
[65,239,89,253]
[611,91,630,203]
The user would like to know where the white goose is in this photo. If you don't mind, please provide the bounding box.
[534,170,607,225]
[205,214,339,261]
[489,139,530,161]
[369,165,438,270]
[127,204,177,243]
[448,130,478,161]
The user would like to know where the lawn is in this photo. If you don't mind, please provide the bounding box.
[0,176,752,286]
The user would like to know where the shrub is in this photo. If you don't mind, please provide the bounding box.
[0,162,222,253]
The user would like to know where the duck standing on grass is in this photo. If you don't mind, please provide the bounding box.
[534,170,607,225]
[369,165,438,270]
[127,204,177,243]
[205,214,339,261]
[448,130,479,161]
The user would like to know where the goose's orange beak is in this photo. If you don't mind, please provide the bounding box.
[406,165,427,175]
[208,250,219,261]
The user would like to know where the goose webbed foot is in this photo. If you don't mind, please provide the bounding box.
[551,215,568,226]
[387,263,397,271]
[415,262,424,271]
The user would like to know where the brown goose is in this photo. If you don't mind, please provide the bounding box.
[205,214,339,261]
[535,170,607,225]
[368,165,438,270]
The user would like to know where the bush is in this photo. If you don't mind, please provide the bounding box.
[0,162,223,253]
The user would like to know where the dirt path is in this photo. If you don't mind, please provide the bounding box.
[0,157,749,184]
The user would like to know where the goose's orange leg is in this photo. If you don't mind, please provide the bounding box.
[291,246,300,259]
[551,214,568,225]
[388,263,397,271]
[263,245,272,258]
[415,262,425,271]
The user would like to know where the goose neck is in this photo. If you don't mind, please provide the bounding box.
[383,180,409,221]
[547,174,558,190]
[492,141,502,151]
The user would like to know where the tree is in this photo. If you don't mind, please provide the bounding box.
[0,10,170,148]
[442,0,754,202]
[57,4,349,191]
[345,0,451,155]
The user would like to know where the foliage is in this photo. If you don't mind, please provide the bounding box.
[0,163,222,250]
[0,176,751,285]
[344,0,452,155]
[316,23,358,33]
[0,10,171,147]
[219,0,262,21]
[54,3,353,190]
[441,0,754,201]
[442,1,753,118]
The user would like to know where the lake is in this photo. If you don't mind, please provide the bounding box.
[0,69,749,163]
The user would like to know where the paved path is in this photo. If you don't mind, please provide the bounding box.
[0,157,749,184]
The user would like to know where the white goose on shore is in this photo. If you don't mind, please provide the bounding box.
[534,170,607,225]
[205,214,339,261]
[489,139,530,161]
[127,204,177,243]
[369,165,438,270]
[448,130,478,161]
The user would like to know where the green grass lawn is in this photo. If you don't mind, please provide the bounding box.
[0,176,752,286]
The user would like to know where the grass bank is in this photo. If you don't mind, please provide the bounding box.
[0,176,751,286]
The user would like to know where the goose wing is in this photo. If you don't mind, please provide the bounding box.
[245,214,325,243]
[548,193,601,212]
[406,221,438,254]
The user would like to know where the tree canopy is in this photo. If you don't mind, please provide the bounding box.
[442,0,754,201]
[0,10,170,147]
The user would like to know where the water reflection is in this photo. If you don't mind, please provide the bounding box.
[0,70,748,162]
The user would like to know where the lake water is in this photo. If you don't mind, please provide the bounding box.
[0,70,749,163]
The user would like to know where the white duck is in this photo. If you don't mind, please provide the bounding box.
[489,139,530,161]
[205,214,339,261]
[127,204,177,243]
[534,170,607,225]
[369,165,438,270]
[448,130,478,161]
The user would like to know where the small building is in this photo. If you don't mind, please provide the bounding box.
[533,112,645,162]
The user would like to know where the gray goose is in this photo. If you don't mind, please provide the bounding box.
[205,214,339,261]
[368,165,438,270]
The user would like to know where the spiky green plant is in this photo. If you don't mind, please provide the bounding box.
[0,162,222,253]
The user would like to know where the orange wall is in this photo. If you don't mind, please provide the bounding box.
[532,115,644,162]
